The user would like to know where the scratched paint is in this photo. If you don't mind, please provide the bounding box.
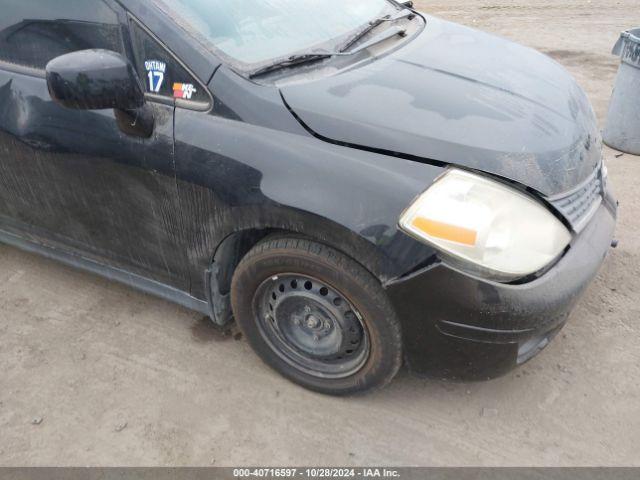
[0,72,189,290]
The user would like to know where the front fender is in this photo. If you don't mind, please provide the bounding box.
[173,108,443,298]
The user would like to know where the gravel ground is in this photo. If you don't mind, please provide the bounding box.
[1,0,639,467]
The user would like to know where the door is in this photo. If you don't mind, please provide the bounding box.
[0,0,189,290]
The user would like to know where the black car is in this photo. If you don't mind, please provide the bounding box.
[0,0,617,395]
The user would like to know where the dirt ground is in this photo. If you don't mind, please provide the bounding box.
[1,0,639,467]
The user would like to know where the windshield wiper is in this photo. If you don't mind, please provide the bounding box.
[338,8,416,53]
[249,25,409,78]
[249,5,417,79]
[249,53,333,78]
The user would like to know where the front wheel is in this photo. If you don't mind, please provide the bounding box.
[231,236,402,396]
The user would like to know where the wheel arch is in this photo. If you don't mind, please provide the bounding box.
[205,212,397,326]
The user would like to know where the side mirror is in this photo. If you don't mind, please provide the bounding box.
[46,49,145,111]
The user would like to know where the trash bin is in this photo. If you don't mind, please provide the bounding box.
[603,28,640,155]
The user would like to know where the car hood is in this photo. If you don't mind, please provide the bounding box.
[280,15,601,197]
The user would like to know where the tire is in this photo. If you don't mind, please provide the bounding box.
[230,236,402,396]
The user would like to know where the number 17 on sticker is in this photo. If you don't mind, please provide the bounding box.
[145,60,166,93]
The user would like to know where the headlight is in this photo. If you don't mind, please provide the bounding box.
[399,169,572,281]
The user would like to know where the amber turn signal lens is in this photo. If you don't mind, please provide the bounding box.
[411,217,477,246]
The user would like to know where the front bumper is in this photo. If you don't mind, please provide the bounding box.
[385,193,617,380]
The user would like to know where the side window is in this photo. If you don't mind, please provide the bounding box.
[130,20,209,106]
[0,0,124,71]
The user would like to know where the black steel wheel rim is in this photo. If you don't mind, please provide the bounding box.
[253,274,370,379]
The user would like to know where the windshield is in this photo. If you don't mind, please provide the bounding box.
[156,0,394,65]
